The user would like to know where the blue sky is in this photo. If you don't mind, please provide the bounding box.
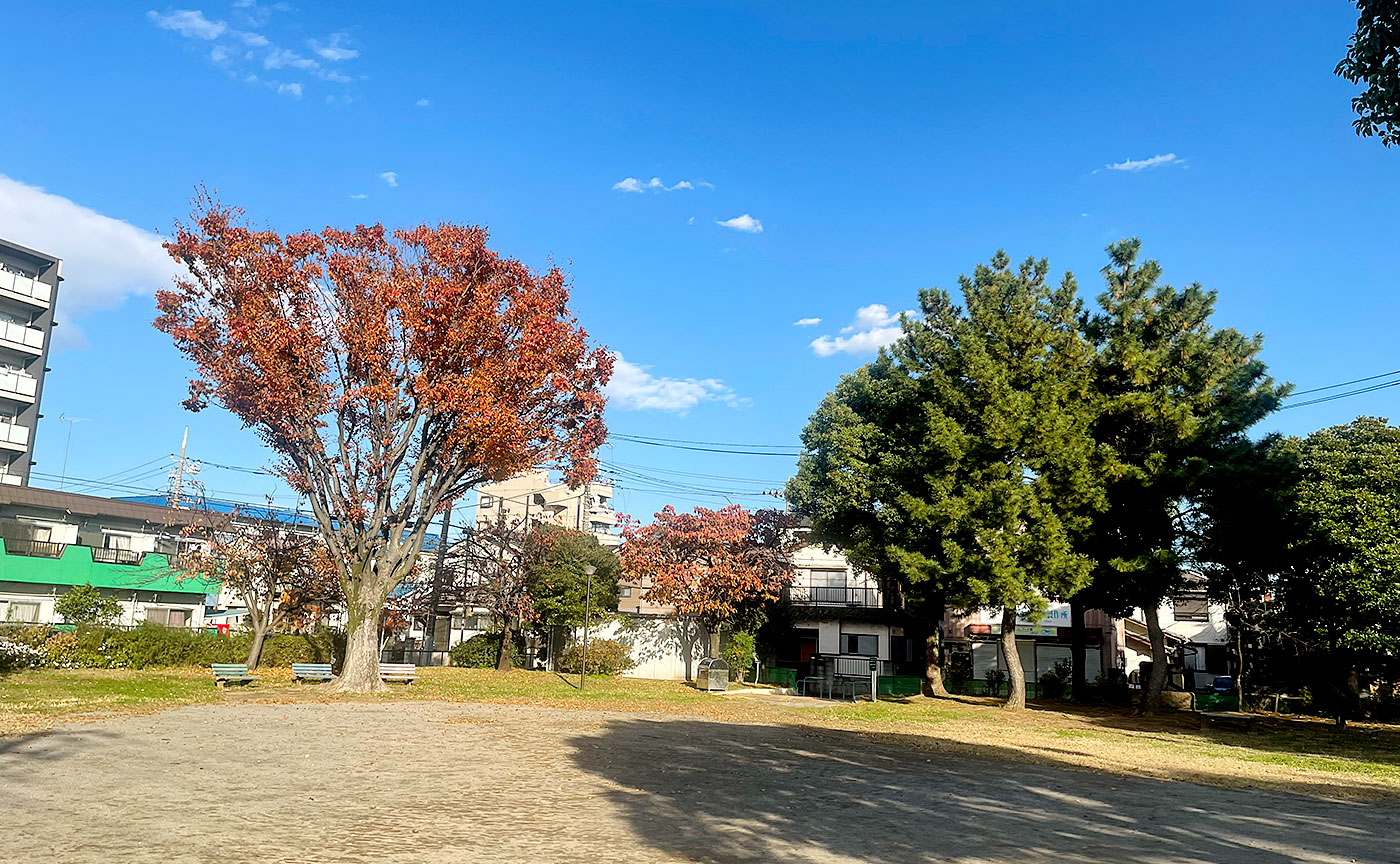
[0,1,1397,524]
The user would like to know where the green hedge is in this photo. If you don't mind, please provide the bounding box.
[558,638,635,676]
[449,632,526,669]
[5,624,341,670]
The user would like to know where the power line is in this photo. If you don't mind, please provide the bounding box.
[1289,368,1400,397]
[612,432,800,451]
[610,437,800,457]
[1281,378,1400,410]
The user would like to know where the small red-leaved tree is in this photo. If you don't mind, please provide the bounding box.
[156,194,610,692]
[620,505,799,663]
[176,506,340,670]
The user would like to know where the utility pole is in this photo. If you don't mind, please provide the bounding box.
[423,500,455,666]
[169,426,189,508]
[580,563,596,691]
[57,414,89,491]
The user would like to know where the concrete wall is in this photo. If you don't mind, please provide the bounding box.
[588,615,706,680]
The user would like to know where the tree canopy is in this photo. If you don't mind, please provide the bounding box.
[1336,0,1400,147]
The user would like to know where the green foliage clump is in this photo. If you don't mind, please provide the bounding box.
[558,638,635,676]
[450,632,525,669]
[984,668,1008,697]
[0,638,45,673]
[526,525,622,627]
[53,584,123,625]
[722,631,756,681]
[13,624,344,670]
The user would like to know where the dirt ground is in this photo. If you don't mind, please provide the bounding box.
[1,702,1394,864]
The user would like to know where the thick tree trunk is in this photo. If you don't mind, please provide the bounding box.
[246,625,268,671]
[497,620,514,671]
[922,604,949,697]
[1139,605,1169,715]
[678,619,696,682]
[327,595,385,693]
[708,624,722,660]
[1069,598,1087,702]
[999,606,1025,710]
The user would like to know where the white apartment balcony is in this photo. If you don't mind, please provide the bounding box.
[0,271,53,309]
[0,371,37,404]
[0,320,44,356]
[0,422,30,452]
[0,472,21,486]
[788,584,884,608]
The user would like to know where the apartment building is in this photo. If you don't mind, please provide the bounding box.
[0,238,61,487]
[475,470,620,547]
[0,487,217,628]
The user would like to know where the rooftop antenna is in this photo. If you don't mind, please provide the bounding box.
[57,414,89,491]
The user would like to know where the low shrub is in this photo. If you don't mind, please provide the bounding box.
[0,638,45,673]
[558,638,635,676]
[1037,658,1073,700]
[3,624,346,670]
[984,668,1008,697]
[722,631,756,681]
[450,632,525,669]
[1085,668,1131,706]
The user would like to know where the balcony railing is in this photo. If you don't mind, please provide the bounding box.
[92,547,145,565]
[0,372,37,402]
[789,585,883,608]
[3,537,65,558]
[0,422,30,448]
[0,271,52,307]
[0,472,20,486]
[0,320,43,353]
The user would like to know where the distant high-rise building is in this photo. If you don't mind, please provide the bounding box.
[0,238,60,486]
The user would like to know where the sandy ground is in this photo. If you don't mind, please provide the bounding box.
[0,702,1394,864]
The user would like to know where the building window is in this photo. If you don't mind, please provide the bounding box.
[840,634,878,656]
[1173,595,1209,622]
[480,495,494,509]
[619,587,633,598]
[4,601,40,623]
[146,607,192,628]
[104,533,133,551]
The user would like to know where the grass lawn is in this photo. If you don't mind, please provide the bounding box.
[4,665,1399,800]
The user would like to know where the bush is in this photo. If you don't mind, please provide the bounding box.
[1037,658,1073,700]
[450,632,525,669]
[1085,668,1131,706]
[2,623,346,670]
[0,638,44,673]
[558,638,635,675]
[53,583,122,625]
[722,631,756,681]
[984,668,1008,697]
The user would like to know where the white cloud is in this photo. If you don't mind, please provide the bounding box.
[239,31,269,47]
[612,176,711,193]
[378,171,398,188]
[810,304,913,357]
[687,217,695,225]
[349,193,368,200]
[308,32,358,61]
[716,214,762,233]
[604,353,745,413]
[415,97,430,107]
[1101,153,1184,172]
[209,46,228,62]
[792,317,821,327]
[147,9,226,39]
[0,175,184,348]
[276,82,302,99]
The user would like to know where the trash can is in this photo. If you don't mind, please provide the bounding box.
[696,658,729,692]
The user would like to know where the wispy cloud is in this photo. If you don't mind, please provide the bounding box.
[308,32,358,61]
[604,353,746,413]
[1100,153,1184,173]
[0,174,184,349]
[379,171,399,188]
[147,6,360,98]
[147,9,226,39]
[810,304,914,357]
[348,193,368,200]
[415,97,430,107]
[716,214,763,233]
[612,176,712,193]
[792,317,821,327]
[276,82,302,99]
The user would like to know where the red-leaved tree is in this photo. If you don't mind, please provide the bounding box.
[156,194,611,691]
[620,505,799,661]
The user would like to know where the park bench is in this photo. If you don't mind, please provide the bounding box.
[292,663,335,683]
[380,663,418,684]
[211,663,258,689]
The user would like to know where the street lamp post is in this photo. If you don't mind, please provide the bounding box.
[580,564,596,691]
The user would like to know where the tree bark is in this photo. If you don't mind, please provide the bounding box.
[1069,598,1087,702]
[1139,604,1169,715]
[707,624,722,660]
[246,625,268,671]
[497,620,514,671]
[678,619,696,682]
[999,606,1026,710]
[327,594,385,693]
[922,604,950,697]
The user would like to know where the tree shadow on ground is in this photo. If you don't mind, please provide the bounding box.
[567,717,1392,864]
[0,727,119,777]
